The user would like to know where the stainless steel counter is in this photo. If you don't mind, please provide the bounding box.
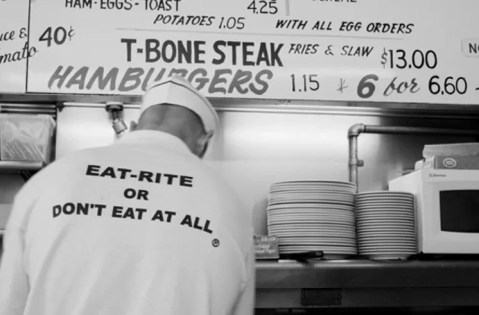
[255,258,479,312]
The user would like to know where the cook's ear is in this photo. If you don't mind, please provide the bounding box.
[204,130,214,142]
[130,121,138,132]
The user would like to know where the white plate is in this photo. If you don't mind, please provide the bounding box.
[358,231,416,235]
[270,200,355,205]
[267,211,354,219]
[356,194,414,198]
[279,237,357,243]
[356,201,414,206]
[270,231,356,236]
[356,215,414,220]
[278,235,357,245]
[357,224,416,229]
[269,217,355,223]
[356,219,415,224]
[358,234,416,239]
[269,220,355,226]
[359,232,416,236]
[357,201,414,205]
[356,208,414,213]
[357,241,417,248]
[280,247,357,253]
[365,254,413,260]
[266,206,354,214]
[356,213,414,218]
[356,211,416,219]
[360,249,416,253]
[269,227,356,233]
[359,244,416,248]
[272,180,356,186]
[270,190,356,196]
[268,217,355,223]
[359,240,416,245]
[281,243,358,248]
[268,214,355,220]
[359,238,416,243]
[270,229,356,234]
[268,209,355,215]
[269,200,355,206]
[356,193,414,198]
[273,233,356,237]
[280,244,357,249]
[269,220,356,226]
[356,196,414,200]
[271,192,355,197]
[268,227,357,232]
[357,191,414,196]
[356,207,414,211]
[357,232,417,240]
[269,221,356,226]
[357,227,415,232]
[357,229,415,234]
[269,203,355,210]
[270,196,356,202]
[271,190,355,196]
[360,249,417,254]
[356,204,414,209]
[357,221,415,227]
[358,214,414,218]
[269,228,356,233]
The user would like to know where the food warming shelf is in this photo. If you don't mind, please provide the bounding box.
[256,259,479,311]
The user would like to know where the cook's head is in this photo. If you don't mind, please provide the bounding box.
[132,75,219,158]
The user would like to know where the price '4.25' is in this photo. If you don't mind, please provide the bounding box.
[247,0,278,15]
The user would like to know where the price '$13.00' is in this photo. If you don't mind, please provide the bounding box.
[381,48,438,70]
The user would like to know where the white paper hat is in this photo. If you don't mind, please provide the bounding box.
[141,76,219,135]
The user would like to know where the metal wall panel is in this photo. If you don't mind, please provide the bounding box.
[55,103,479,235]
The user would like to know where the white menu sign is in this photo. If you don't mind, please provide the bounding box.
[0,0,30,93]
[23,0,479,104]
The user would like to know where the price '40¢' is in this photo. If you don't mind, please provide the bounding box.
[38,26,75,47]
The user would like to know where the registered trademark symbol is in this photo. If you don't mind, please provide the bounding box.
[212,239,220,247]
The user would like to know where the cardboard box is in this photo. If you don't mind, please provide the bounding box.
[254,235,279,260]
[416,143,479,170]
[421,155,479,170]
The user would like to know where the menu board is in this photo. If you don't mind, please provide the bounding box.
[0,0,29,93]
[21,0,479,104]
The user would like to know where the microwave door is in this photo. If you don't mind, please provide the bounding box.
[440,190,479,233]
[423,180,479,254]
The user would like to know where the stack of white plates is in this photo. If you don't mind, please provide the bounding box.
[267,181,357,259]
[356,191,417,260]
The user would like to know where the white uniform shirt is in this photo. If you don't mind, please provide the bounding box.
[0,130,255,315]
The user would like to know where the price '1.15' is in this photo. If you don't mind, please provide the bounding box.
[291,74,320,92]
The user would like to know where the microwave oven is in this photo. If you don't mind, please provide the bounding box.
[389,169,479,254]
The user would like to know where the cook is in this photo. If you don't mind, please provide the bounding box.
[0,75,255,315]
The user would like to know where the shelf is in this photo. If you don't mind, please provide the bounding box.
[256,260,479,309]
[0,161,43,171]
